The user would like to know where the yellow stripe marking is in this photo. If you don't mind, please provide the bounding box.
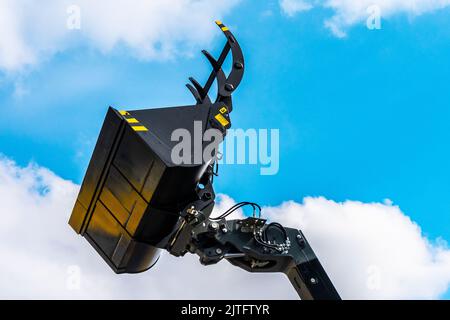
[132,126,148,132]
[126,118,139,124]
[119,110,130,116]
[215,114,229,127]
[221,26,229,32]
[219,107,227,114]
[215,20,222,25]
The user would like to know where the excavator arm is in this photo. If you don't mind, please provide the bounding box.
[166,189,340,300]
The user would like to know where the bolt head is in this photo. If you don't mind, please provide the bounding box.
[234,62,243,69]
[225,83,234,92]
[210,222,219,230]
[215,248,223,255]
[202,192,212,200]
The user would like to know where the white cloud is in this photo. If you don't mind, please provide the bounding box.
[279,0,450,37]
[0,156,449,299]
[0,157,292,299]
[0,0,240,72]
[280,0,313,16]
[264,198,450,299]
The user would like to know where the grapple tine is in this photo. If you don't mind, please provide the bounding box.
[214,21,245,98]
[189,77,207,98]
[186,83,203,104]
[202,50,228,104]
[186,83,211,105]
[202,50,220,71]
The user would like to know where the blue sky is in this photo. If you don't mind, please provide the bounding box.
[0,0,449,299]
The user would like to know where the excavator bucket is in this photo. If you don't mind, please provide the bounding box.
[68,21,244,273]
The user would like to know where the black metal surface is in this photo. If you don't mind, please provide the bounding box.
[69,21,340,300]
[185,20,244,111]
[69,101,225,273]
[168,212,341,300]
[68,23,238,271]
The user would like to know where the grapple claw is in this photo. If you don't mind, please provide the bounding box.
[185,21,245,110]
[201,49,228,103]
[201,50,220,71]
[186,83,203,104]
[188,77,206,99]
[214,21,245,99]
